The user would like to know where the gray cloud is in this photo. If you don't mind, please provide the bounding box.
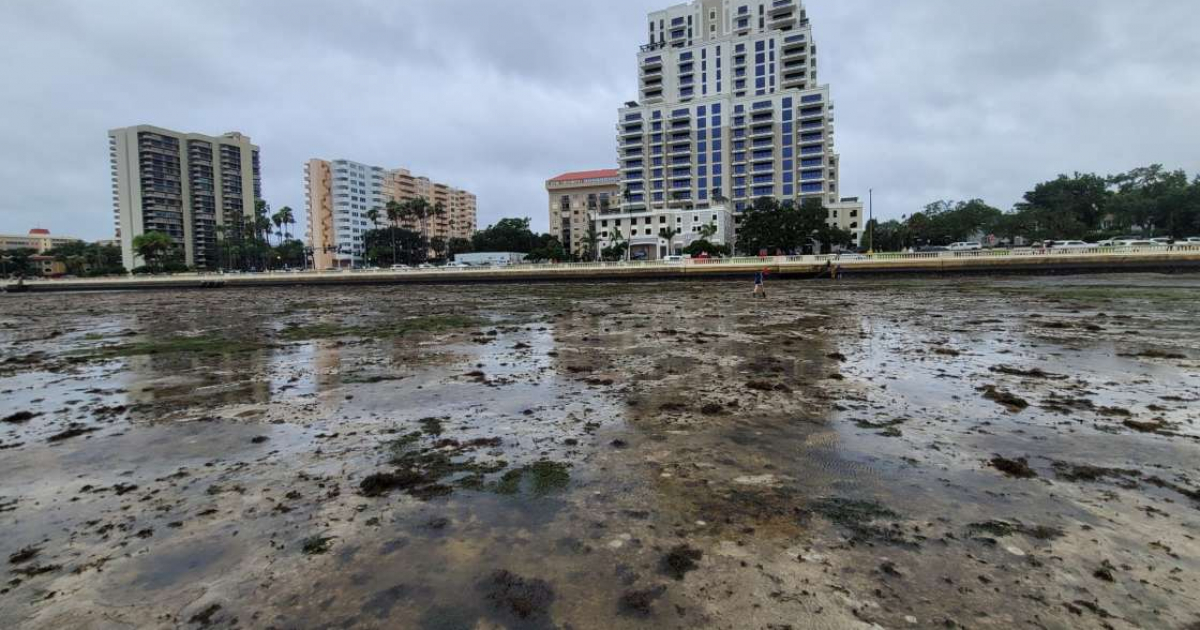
[0,0,1197,240]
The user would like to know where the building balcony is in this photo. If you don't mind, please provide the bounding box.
[748,125,774,138]
[769,0,795,15]
[668,146,692,157]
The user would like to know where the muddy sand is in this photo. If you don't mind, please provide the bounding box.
[1,274,1198,629]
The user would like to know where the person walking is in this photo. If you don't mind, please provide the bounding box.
[753,268,768,299]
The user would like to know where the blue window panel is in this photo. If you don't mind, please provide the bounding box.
[716,82,722,91]
[734,176,746,186]
[698,105,706,115]
[672,168,690,176]
[732,129,745,139]
[783,172,794,183]
[782,122,793,133]
[653,111,662,119]
[783,134,792,146]
[801,145,823,155]
[783,184,793,196]
[672,16,684,25]
[733,164,746,174]
[698,141,708,151]
[801,183,823,193]
[801,94,823,103]
[653,181,663,190]
[735,201,746,211]
[653,192,664,201]
[755,41,764,51]
[783,97,793,108]
[652,157,663,166]
[753,174,772,184]
[783,147,794,158]
[756,89,766,96]
[755,53,765,63]
[756,78,766,89]
[652,146,663,155]
[712,140,722,151]
[735,80,746,89]
[782,109,792,122]
[652,168,663,178]
[698,118,706,129]
[632,194,645,202]
[753,100,772,110]
[734,188,746,197]
[698,153,707,165]
[755,64,764,76]
[711,127,721,138]
[625,113,643,121]
[713,176,722,188]
[652,133,663,142]
[652,121,662,130]
[680,51,693,60]
[699,190,708,200]
[801,158,822,167]
[783,159,793,170]
[753,186,773,196]
[698,166,707,176]
[733,141,745,150]
[628,182,644,191]
[801,170,822,180]
[753,163,772,172]
[801,132,823,142]
[712,164,722,175]
[701,49,707,59]
[734,103,744,113]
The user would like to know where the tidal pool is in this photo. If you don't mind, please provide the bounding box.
[1,275,1198,629]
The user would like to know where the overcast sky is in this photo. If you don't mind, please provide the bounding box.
[2,0,1198,240]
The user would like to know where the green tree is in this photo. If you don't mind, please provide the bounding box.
[472,218,539,253]
[132,231,175,271]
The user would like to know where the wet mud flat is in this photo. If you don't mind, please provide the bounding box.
[1,274,1198,629]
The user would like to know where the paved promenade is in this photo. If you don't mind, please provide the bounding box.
[6,245,1200,292]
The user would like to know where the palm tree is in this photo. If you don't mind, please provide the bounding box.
[698,222,718,241]
[385,200,403,265]
[658,227,675,259]
[271,211,284,246]
[132,231,174,271]
[366,207,381,231]
[583,222,601,262]
[277,206,295,242]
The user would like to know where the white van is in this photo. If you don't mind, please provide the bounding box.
[1047,240,1094,249]
[948,242,982,251]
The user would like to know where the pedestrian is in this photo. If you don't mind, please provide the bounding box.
[753,268,768,299]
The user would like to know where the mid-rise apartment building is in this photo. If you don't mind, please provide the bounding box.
[306,159,476,269]
[0,229,82,253]
[108,125,261,270]
[545,170,620,258]
[608,0,864,258]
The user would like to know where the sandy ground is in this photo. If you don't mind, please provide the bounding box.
[1,274,1198,629]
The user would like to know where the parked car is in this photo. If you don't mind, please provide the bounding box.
[917,245,948,253]
[1186,237,1200,244]
[1113,239,1159,247]
[948,242,983,251]
[662,255,686,263]
[1046,240,1095,249]
[1149,238,1174,246]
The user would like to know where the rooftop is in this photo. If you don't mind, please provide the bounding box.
[547,169,620,184]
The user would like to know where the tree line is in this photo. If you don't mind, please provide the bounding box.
[863,165,1200,251]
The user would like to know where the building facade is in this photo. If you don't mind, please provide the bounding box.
[609,0,864,257]
[0,229,81,253]
[306,159,477,269]
[108,125,261,271]
[545,170,620,259]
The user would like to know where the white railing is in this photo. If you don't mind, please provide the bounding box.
[8,245,1200,287]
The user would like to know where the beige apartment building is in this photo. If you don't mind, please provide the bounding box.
[109,125,261,270]
[306,159,476,269]
[0,228,82,253]
[545,170,620,258]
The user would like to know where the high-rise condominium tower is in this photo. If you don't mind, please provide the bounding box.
[109,125,261,271]
[305,159,477,270]
[611,0,863,258]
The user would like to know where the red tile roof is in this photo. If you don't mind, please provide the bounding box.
[548,169,619,183]
[29,228,50,235]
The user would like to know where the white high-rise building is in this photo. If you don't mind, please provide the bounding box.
[608,0,864,258]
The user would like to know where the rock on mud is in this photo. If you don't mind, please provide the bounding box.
[661,544,703,580]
